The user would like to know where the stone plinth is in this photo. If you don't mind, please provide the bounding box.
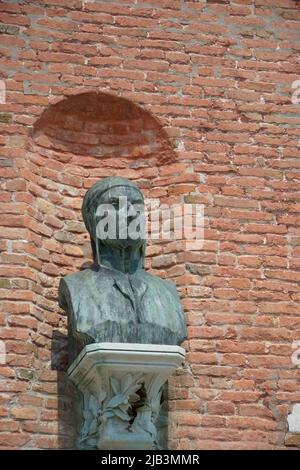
[68,342,185,450]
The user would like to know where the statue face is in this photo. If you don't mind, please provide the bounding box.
[95,185,145,248]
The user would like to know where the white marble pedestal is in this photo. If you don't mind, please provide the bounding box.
[68,342,185,450]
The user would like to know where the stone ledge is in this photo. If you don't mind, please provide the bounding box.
[285,433,300,447]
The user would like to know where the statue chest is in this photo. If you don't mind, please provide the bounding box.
[68,278,183,345]
[73,281,176,330]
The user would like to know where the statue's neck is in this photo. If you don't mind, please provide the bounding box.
[96,241,144,274]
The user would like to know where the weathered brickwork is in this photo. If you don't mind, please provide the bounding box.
[0,0,300,449]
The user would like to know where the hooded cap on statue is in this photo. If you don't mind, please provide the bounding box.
[82,177,146,268]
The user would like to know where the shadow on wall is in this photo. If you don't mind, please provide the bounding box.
[50,330,77,449]
[27,91,178,449]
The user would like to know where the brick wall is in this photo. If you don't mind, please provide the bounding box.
[0,0,300,450]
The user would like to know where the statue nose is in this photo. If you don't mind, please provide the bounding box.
[127,202,136,218]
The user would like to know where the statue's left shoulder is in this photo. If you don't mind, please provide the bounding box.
[142,271,181,301]
[141,270,186,343]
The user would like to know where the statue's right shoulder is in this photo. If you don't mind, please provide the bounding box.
[58,268,97,312]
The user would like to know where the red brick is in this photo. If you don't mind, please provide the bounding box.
[11,407,38,420]
[0,0,299,451]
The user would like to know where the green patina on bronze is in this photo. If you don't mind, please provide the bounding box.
[59,177,187,362]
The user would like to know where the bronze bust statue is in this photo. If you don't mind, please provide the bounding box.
[59,177,187,362]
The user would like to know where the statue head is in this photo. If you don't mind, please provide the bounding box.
[82,177,146,268]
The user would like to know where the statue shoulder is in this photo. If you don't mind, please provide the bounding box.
[58,268,98,311]
[143,271,180,298]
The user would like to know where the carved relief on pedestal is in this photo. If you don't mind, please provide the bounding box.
[78,372,166,450]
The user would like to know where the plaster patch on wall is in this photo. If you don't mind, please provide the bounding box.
[288,404,300,433]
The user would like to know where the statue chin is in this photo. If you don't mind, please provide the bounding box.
[102,237,145,250]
